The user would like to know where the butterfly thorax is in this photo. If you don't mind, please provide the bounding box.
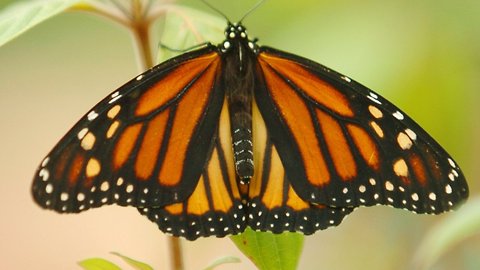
[220,23,258,184]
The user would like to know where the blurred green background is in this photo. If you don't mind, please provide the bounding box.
[0,0,478,269]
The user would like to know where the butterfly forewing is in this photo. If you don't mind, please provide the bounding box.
[32,46,224,212]
[255,47,468,214]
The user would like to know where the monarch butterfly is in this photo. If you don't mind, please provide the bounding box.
[32,18,468,241]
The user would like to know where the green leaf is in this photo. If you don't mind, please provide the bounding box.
[111,252,154,270]
[155,5,225,63]
[230,227,304,270]
[203,256,241,270]
[0,0,85,47]
[412,197,480,270]
[78,258,122,270]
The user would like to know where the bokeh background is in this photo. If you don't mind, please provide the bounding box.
[0,0,478,269]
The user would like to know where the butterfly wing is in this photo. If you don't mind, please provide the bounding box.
[139,100,246,240]
[32,46,224,213]
[247,101,353,234]
[254,47,468,214]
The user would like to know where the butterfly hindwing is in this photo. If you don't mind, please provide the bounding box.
[255,47,468,214]
[32,46,224,212]
[248,101,353,234]
[139,99,246,240]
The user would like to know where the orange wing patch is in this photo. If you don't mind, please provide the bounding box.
[250,101,267,199]
[316,109,357,180]
[286,186,310,211]
[409,153,428,186]
[423,146,443,181]
[53,144,75,181]
[135,109,169,180]
[135,53,219,116]
[347,124,380,170]
[258,62,330,186]
[68,153,85,185]
[260,146,286,209]
[113,123,142,170]
[217,100,240,200]
[164,202,183,215]
[259,53,354,117]
[186,176,209,215]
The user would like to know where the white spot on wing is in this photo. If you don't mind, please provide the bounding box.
[87,111,98,121]
[405,128,417,140]
[385,181,394,191]
[77,193,85,201]
[341,76,351,82]
[108,94,122,104]
[77,128,88,140]
[60,192,69,201]
[45,183,53,194]
[41,157,50,167]
[100,181,109,192]
[39,169,49,181]
[393,111,404,120]
[116,177,124,186]
[367,95,382,105]
[448,158,456,168]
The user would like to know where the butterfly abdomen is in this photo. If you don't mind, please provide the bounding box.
[227,84,254,183]
[232,126,254,182]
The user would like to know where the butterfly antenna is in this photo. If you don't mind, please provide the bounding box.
[200,0,230,23]
[239,0,266,23]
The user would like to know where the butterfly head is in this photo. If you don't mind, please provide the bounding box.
[221,22,259,53]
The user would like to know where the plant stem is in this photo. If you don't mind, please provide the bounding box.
[131,19,154,70]
[169,237,184,270]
